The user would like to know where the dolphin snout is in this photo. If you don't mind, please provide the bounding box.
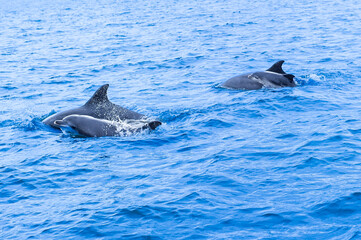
[54,120,66,126]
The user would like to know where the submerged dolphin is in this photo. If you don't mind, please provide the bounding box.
[43,84,145,128]
[221,60,296,90]
[54,114,162,137]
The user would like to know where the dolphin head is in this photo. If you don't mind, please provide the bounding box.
[53,115,83,135]
[54,115,76,128]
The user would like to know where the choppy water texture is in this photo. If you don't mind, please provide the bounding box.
[1,0,361,239]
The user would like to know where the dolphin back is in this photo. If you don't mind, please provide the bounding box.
[221,60,296,90]
[43,84,145,128]
[54,114,161,137]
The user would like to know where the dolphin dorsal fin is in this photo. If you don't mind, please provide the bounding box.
[85,84,110,106]
[266,60,286,74]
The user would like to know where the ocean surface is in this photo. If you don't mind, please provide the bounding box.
[1,0,361,239]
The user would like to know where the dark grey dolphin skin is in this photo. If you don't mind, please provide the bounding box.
[54,114,162,137]
[221,60,296,90]
[43,84,145,128]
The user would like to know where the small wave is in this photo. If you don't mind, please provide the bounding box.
[202,119,234,128]
[312,192,361,218]
[294,157,328,169]
[114,205,180,221]
[50,168,93,178]
[159,109,195,122]
[0,115,46,133]
[296,74,325,86]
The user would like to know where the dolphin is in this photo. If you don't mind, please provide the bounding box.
[43,84,145,128]
[221,60,296,90]
[54,114,162,137]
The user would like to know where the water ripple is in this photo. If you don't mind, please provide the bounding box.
[1,0,361,239]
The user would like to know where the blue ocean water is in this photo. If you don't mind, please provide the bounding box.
[1,0,361,239]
